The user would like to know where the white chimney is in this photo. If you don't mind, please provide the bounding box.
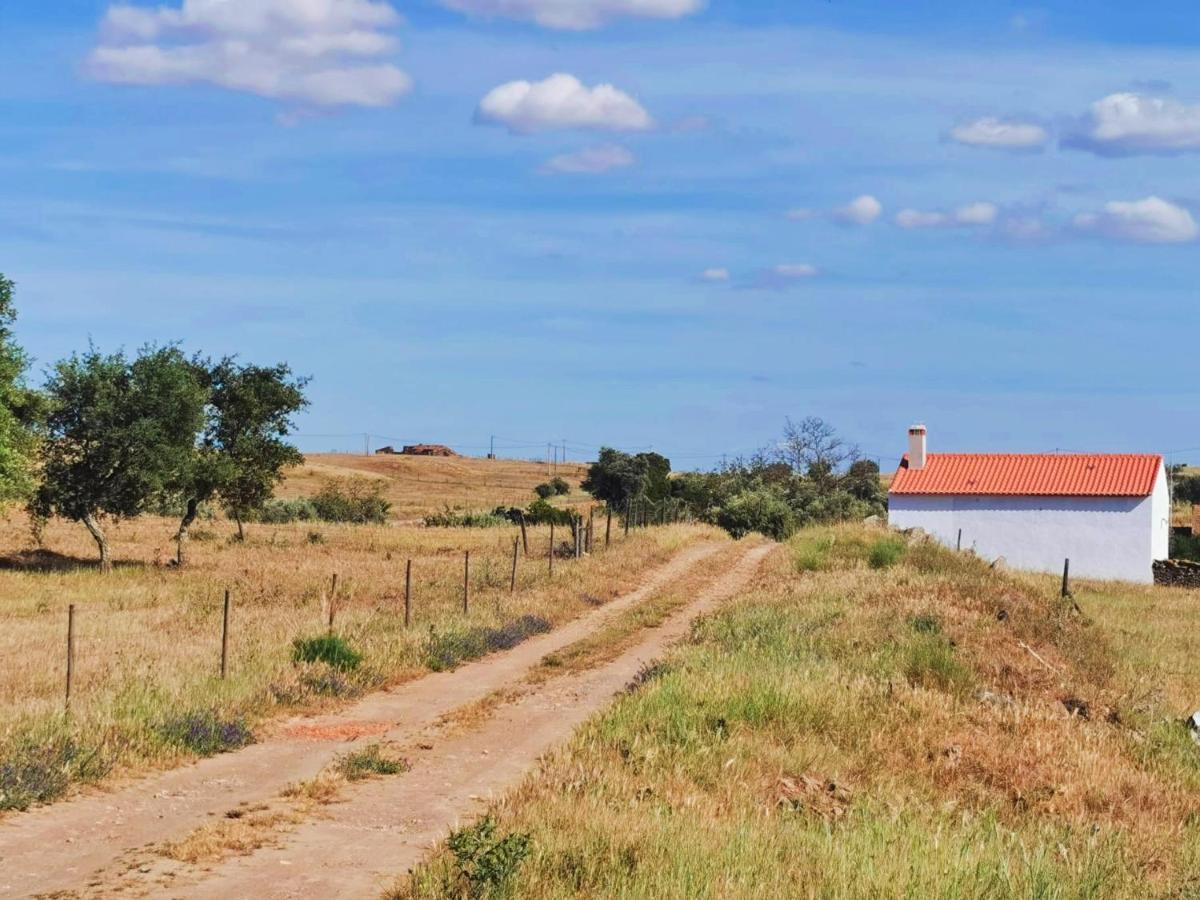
[908,424,927,470]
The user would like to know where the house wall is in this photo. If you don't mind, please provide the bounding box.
[888,492,1156,583]
[1151,464,1170,562]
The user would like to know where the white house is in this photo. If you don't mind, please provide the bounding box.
[887,425,1170,584]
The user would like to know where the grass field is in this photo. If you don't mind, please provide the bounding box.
[0,474,717,812]
[400,524,1200,899]
[278,454,591,522]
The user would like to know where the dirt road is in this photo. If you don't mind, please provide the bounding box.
[4,540,771,898]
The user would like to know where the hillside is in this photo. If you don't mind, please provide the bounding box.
[278,454,592,522]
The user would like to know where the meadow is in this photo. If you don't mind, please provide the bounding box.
[0,454,714,813]
[400,524,1200,899]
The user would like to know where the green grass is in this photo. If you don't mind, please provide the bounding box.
[333,743,409,781]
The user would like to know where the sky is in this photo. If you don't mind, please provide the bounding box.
[4,0,1200,469]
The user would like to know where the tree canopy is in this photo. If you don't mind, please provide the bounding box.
[0,275,40,504]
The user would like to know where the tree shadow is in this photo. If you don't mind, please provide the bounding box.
[0,549,145,573]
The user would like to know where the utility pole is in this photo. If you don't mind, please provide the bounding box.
[547,443,553,476]
[561,440,567,469]
[363,433,370,456]
[489,435,496,460]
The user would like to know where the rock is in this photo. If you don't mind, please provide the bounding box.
[863,515,881,526]
[1062,697,1090,719]
[977,690,1016,708]
[1188,711,1200,745]
[990,557,1008,572]
[1154,559,1200,588]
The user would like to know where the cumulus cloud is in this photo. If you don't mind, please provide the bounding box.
[789,195,882,226]
[950,117,1049,150]
[476,74,653,134]
[1066,93,1200,156]
[831,194,883,226]
[439,0,701,30]
[1072,195,1198,244]
[700,267,730,282]
[895,202,998,229]
[541,144,635,174]
[87,0,411,108]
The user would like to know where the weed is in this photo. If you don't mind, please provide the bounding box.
[867,536,906,569]
[334,744,410,781]
[0,729,109,811]
[425,616,551,672]
[158,710,254,756]
[907,613,942,635]
[900,633,971,693]
[446,816,531,898]
[292,634,362,671]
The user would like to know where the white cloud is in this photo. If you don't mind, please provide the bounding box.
[439,0,701,30]
[541,144,635,174]
[773,264,819,279]
[88,0,410,108]
[950,116,1048,150]
[700,267,730,282]
[895,202,998,229]
[1067,93,1200,156]
[831,194,883,225]
[476,74,653,134]
[785,208,818,221]
[1072,196,1198,244]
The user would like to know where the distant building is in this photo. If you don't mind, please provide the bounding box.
[402,444,458,457]
[888,425,1169,584]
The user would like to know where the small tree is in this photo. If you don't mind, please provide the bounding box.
[0,276,40,504]
[173,358,308,558]
[33,345,207,571]
[582,448,673,509]
[778,416,860,485]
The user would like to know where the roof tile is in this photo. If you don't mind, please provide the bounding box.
[889,453,1162,497]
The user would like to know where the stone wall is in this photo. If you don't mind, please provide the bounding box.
[1154,559,1200,588]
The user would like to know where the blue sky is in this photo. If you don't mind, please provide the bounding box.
[4,1,1200,468]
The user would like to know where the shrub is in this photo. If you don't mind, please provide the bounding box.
[311,477,391,525]
[525,498,574,526]
[335,744,409,781]
[1170,531,1200,562]
[549,476,571,496]
[0,730,109,811]
[868,536,907,569]
[292,634,363,671]
[256,497,318,524]
[424,507,510,528]
[446,816,532,898]
[533,482,555,500]
[158,710,253,756]
[716,488,796,541]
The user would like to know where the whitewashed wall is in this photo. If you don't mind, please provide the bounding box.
[888,487,1163,584]
[1151,465,1170,562]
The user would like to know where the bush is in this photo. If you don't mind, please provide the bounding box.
[425,616,552,671]
[716,488,797,541]
[549,476,571,496]
[292,634,363,671]
[256,497,318,524]
[0,730,109,811]
[1170,531,1200,562]
[533,482,555,500]
[158,710,253,756]
[868,536,907,569]
[311,477,391,525]
[524,498,574,526]
[424,507,510,528]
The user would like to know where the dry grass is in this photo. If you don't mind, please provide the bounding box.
[278,454,590,522]
[0,496,719,810]
[398,524,1200,899]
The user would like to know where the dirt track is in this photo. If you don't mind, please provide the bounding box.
[3,540,771,898]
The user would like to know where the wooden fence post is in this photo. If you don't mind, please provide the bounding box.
[220,589,231,679]
[404,559,412,628]
[956,529,962,552]
[327,573,338,632]
[605,508,613,548]
[625,500,631,538]
[65,604,75,711]
[510,538,519,593]
[549,522,555,575]
[587,508,595,553]
[519,513,529,556]
[1061,558,1071,599]
[463,550,471,614]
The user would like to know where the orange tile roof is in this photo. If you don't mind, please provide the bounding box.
[889,453,1162,497]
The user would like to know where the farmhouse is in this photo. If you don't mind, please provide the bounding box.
[888,425,1169,584]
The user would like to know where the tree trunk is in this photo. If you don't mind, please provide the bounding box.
[233,512,245,543]
[82,513,111,574]
[176,498,199,567]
